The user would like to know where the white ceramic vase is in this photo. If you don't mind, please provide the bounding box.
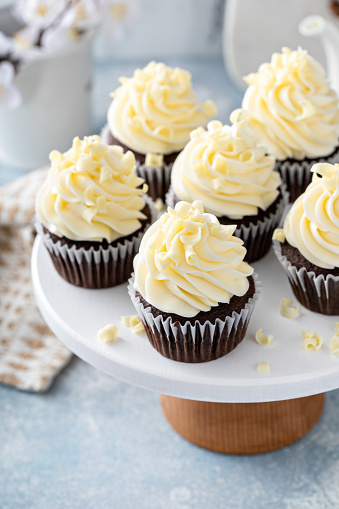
[0,32,94,170]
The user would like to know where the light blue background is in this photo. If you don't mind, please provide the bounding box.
[1,357,339,509]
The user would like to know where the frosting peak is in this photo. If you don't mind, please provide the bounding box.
[242,47,339,160]
[36,135,148,242]
[133,200,253,317]
[284,162,339,268]
[107,61,217,155]
[171,116,280,219]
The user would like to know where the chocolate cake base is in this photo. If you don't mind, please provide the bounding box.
[108,132,179,201]
[169,189,285,263]
[279,242,339,315]
[275,143,339,203]
[41,204,152,289]
[134,276,256,363]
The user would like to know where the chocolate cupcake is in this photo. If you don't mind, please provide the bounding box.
[128,200,260,363]
[239,47,339,202]
[36,135,155,289]
[273,162,339,315]
[102,61,217,201]
[167,119,287,263]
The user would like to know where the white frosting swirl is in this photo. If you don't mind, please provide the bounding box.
[36,135,148,243]
[242,47,339,160]
[107,61,217,155]
[284,162,339,268]
[133,200,253,317]
[171,118,280,219]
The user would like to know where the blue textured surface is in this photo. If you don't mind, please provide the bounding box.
[1,359,339,509]
[1,58,339,509]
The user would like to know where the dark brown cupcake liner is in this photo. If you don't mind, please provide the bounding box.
[166,183,289,263]
[135,160,173,202]
[36,196,156,289]
[275,144,339,203]
[273,240,339,315]
[128,273,261,363]
[101,123,174,202]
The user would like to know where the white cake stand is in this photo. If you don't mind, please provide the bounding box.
[32,236,339,454]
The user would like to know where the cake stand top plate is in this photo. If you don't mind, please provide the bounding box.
[32,236,339,403]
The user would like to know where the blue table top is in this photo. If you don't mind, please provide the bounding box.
[1,57,339,509]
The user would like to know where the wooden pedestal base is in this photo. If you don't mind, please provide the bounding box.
[161,393,325,454]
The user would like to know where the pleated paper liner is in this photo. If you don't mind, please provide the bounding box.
[101,123,175,202]
[275,144,339,203]
[273,240,339,315]
[36,196,156,289]
[128,273,261,363]
[135,160,173,202]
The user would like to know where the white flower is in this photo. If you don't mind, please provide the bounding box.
[41,0,102,51]
[11,27,42,60]
[0,62,21,109]
[62,0,102,31]
[0,31,14,58]
[101,0,139,41]
[40,24,81,50]
[12,0,68,30]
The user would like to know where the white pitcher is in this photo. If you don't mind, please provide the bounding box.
[299,15,339,98]
[0,32,93,170]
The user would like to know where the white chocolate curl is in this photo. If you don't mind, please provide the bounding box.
[257,362,270,374]
[108,61,217,155]
[154,198,165,213]
[97,324,119,343]
[145,153,164,168]
[272,229,285,243]
[241,47,339,160]
[171,118,280,219]
[122,315,145,334]
[280,298,300,319]
[255,328,273,346]
[302,330,323,351]
[284,163,339,269]
[36,135,148,243]
[133,200,253,317]
[330,335,339,356]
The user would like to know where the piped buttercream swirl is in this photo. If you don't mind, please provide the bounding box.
[108,61,217,155]
[133,200,253,317]
[284,162,339,269]
[36,135,148,243]
[171,118,280,219]
[241,47,339,160]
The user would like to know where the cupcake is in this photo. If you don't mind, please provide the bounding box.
[273,162,339,315]
[102,61,217,202]
[36,135,155,289]
[167,118,287,263]
[238,47,339,202]
[128,200,260,362]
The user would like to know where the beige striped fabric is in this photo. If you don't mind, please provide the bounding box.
[0,168,72,392]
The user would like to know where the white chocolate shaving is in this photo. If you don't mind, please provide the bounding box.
[280,298,300,319]
[145,152,164,168]
[97,324,119,343]
[154,198,165,213]
[256,362,270,374]
[122,314,145,334]
[330,336,339,356]
[302,330,323,351]
[272,228,285,243]
[255,328,273,346]
[334,322,339,336]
